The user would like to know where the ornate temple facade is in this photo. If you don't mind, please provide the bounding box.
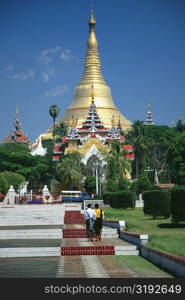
[3,107,30,146]
[53,86,134,168]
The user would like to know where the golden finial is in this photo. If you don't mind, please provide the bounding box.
[91,83,95,103]
[148,99,151,112]
[70,115,75,127]
[118,118,121,128]
[89,3,96,24]
[111,114,115,126]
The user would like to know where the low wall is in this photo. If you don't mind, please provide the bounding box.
[140,246,185,278]
[82,200,104,209]
[103,220,119,229]
[103,219,185,278]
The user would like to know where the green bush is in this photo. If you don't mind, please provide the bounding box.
[143,190,171,219]
[1,171,25,192]
[0,173,9,195]
[103,191,136,208]
[171,188,185,223]
[103,192,113,205]
[84,176,96,194]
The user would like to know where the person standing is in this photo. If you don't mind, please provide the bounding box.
[84,203,96,241]
[94,203,104,241]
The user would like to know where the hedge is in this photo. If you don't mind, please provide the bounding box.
[171,188,185,223]
[143,190,171,219]
[103,191,136,208]
[103,192,112,205]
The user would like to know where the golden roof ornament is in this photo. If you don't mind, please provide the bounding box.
[91,83,95,104]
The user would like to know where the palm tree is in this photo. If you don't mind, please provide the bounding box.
[56,152,85,190]
[49,105,60,139]
[106,140,131,190]
[175,117,185,133]
[126,120,149,179]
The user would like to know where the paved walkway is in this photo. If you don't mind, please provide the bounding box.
[0,203,173,278]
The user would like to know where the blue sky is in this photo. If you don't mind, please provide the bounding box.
[0,0,185,143]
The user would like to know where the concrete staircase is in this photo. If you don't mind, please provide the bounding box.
[0,205,139,258]
[61,210,139,256]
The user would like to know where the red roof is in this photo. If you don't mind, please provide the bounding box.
[125,153,135,160]
[53,155,60,161]
[54,145,61,152]
[123,144,133,151]
[120,136,125,141]
[61,136,67,143]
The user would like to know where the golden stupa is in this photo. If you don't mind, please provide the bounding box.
[40,9,131,141]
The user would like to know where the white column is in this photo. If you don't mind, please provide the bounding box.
[96,165,99,196]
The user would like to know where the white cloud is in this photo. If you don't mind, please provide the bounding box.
[41,68,56,82]
[60,49,74,61]
[45,85,68,97]
[38,46,61,65]
[38,46,77,65]
[7,67,35,80]
[5,64,14,72]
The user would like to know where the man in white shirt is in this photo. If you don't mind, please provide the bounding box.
[84,203,96,241]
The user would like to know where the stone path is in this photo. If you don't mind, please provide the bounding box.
[0,203,173,278]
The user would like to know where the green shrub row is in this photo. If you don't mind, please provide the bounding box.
[171,188,185,223]
[103,191,136,209]
[143,190,171,219]
[143,188,185,223]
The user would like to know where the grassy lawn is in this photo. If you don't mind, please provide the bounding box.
[104,208,185,257]
[113,256,173,278]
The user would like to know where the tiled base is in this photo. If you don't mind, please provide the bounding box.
[61,245,115,256]
[63,229,87,238]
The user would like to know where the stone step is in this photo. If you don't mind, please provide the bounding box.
[63,228,118,239]
[115,245,139,255]
[0,247,61,258]
[0,229,62,239]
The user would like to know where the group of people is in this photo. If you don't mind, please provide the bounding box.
[83,203,104,242]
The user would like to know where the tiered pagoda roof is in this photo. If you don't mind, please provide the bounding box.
[3,108,30,146]
[52,97,134,162]
[145,103,154,125]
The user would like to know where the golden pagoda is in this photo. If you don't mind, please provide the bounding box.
[39,9,131,141]
[60,9,131,131]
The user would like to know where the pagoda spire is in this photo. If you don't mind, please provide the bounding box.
[79,7,106,85]
[145,101,154,125]
[14,105,22,131]
[58,9,132,132]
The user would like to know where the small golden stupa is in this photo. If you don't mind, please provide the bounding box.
[40,9,131,141]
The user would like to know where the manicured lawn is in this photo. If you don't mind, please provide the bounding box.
[104,208,185,257]
[113,256,173,278]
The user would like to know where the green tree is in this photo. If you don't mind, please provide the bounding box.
[54,122,68,142]
[56,152,85,190]
[1,171,25,192]
[175,118,185,133]
[167,131,185,184]
[126,120,149,179]
[49,104,60,139]
[0,174,9,195]
[84,176,96,194]
[146,125,177,183]
[106,140,131,191]
[0,143,53,192]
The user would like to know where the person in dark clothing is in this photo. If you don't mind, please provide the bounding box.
[94,203,104,241]
[83,203,96,241]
